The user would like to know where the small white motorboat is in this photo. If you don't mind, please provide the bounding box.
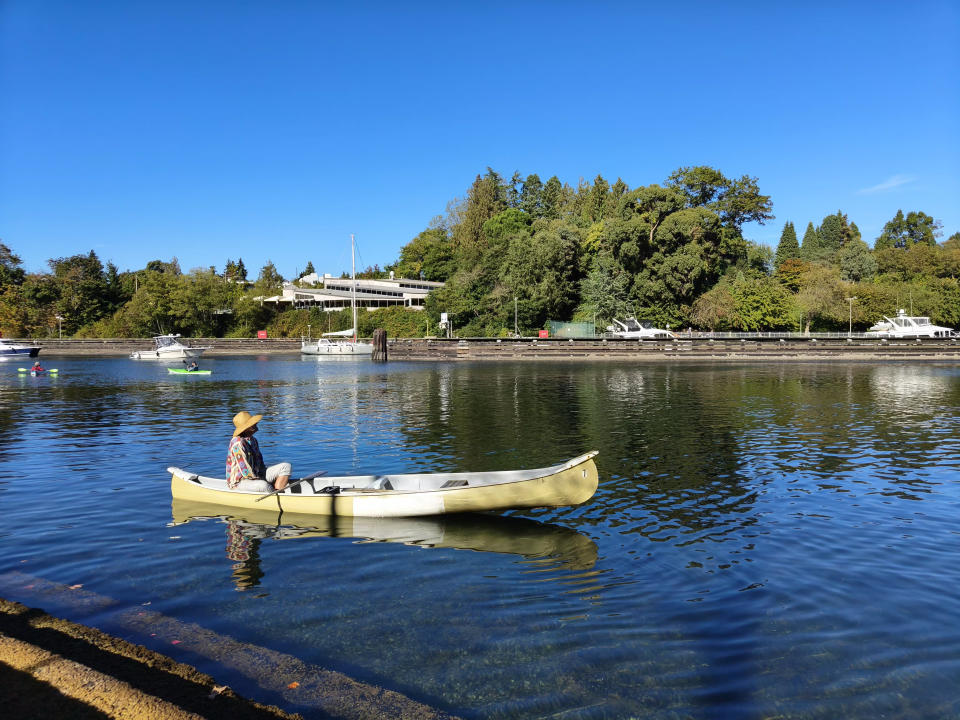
[131,334,210,360]
[0,338,41,359]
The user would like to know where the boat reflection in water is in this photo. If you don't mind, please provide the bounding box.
[172,500,598,590]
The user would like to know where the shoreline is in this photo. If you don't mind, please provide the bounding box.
[12,336,960,362]
[0,574,462,720]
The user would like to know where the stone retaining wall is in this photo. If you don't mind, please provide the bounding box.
[23,336,960,361]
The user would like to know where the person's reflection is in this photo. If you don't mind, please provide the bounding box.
[225,519,266,590]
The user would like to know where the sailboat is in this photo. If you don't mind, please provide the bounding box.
[301,233,373,357]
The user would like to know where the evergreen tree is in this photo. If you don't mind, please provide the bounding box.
[519,174,543,217]
[541,176,563,220]
[820,213,843,254]
[453,172,507,263]
[774,221,800,269]
[584,174,609,223]
[801,222,821,260]
[304,261,315,276]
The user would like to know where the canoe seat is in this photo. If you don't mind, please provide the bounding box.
[371,477,393,490]
[440,479,468,488]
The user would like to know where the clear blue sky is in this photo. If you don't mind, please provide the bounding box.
[2,1,958,278]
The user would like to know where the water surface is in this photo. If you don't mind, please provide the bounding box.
[2,356,959,719]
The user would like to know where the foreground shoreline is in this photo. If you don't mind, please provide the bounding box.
[21,336,960,362]
[0,575,461,720]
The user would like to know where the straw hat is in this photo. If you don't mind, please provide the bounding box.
[232,411,263,437]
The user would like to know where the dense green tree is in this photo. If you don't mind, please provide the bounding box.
[394,229,456,281]
[49,251,111,332]
[730,273,793,330]
[254,261,284,297]
[453,171,507,263]
[519,174,544,217]
[837,239,877,282]
[775,257,810,293]
[819,213,844,255]
[584,174,609,223]
[541,176,563,220]
[578,252,632,327]
[875,210,943,249]
[800,222,822,261]
[0,242,26,287]
[774,221,800,269]
[666,166,774,231]
[303,261,315,276]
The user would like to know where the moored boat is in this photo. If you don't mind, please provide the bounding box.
[168,451,599,518]
[865,309,956,339]
[606,317,676,340]
[131,334,210,360]
[301,335,373,356]
[0,338,41,359]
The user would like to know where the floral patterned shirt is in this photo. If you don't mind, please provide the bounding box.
[226,435,266,488]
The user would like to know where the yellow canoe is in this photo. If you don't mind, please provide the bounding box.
[168,451,599,518]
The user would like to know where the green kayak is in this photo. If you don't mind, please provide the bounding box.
[168,368,212,375]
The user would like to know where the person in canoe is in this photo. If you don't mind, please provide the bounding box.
[226,411,292,493]
[186,361,200,371]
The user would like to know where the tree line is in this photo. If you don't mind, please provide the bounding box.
[1,165,958,339]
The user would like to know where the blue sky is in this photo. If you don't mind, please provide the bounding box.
[2,1,958,278]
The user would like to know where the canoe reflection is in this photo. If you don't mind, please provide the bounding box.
[172,499,598,589]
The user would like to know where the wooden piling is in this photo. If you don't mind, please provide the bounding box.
[372,328,388,362]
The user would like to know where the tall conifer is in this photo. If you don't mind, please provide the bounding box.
[774,221,800,268]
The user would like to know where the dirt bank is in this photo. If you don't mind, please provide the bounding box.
[0,597,301,720]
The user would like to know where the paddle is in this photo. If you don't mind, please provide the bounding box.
[254,470,328,502]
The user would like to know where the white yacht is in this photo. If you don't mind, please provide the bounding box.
[865,310,956,339]
[131,334,210,360]
[606,317,676,340]
[0,337,41,359]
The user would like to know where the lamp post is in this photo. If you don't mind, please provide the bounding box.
[846,297,857,336]
[307,324,311,342]
[55,315,63,340]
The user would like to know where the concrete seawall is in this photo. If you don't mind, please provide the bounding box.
[27,336,960,361]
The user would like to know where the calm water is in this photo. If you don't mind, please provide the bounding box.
[2,356,960,719]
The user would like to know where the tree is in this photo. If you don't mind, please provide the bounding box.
[875,210,943,249]
[49,251,111,332]
[774,222,800,269]
[303,261,315,276]
[453,171,507,263]
[666,166,774,232]
[578,252,632,326]
[800,222,821,261]
[837,240,877,282]
[0,242,26,287]
[394,229,456,281]
[254,261,284,297]
[541,176,563,220]
[519,174,543,217]
[819,213,844,255]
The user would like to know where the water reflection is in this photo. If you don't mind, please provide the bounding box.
[172,500,599,588]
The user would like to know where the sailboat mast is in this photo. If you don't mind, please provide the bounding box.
[351,233,357,343]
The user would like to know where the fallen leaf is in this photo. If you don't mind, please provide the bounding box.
[68,584,83,590]
[171,640,181,645]
[287,681,300,689]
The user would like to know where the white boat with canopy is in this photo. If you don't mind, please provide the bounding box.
[865,310,956,339]
[606,317,676,340]
[131,334,210,360]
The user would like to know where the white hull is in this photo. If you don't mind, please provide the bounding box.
[0,345,41,359]
[865,310,955,339]
[301,340,372,356]
[131,347,206,360]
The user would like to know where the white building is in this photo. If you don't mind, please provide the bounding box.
[259,273,444,311]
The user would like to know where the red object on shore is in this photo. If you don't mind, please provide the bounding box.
[257,330,268,339]
[538,330,549,338]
